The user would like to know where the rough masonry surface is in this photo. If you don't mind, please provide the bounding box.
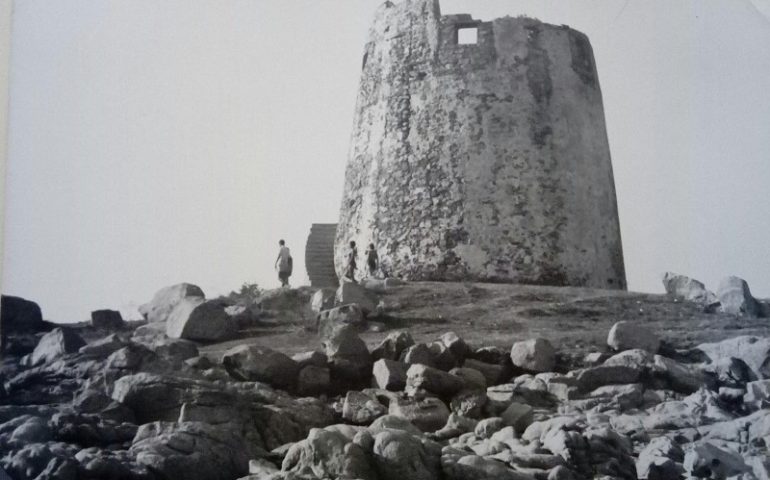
[336,0,626,289]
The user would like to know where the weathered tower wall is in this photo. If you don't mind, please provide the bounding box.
[335,0,626,289]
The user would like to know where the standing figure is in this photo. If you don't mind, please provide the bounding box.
[365,243,379,278]
[274,239,292,287]
[345,240,358,283]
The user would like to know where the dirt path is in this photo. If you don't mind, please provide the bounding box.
[201,282,770,362]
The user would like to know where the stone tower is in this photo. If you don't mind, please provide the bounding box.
[335,0,626,290]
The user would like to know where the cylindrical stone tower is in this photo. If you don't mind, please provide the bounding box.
[335,0,626,289]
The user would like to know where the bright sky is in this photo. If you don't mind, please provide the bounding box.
[3,0,770,322]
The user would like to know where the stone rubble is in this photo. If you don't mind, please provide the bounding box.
[1,285,769,480]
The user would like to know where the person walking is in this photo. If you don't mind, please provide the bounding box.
[345,240,358,283]
[365,243,379,278]
[274,239,292,287]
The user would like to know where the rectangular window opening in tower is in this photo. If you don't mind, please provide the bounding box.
[457,26,478,45]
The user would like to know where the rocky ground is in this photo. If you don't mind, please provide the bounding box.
[0,274,769,480]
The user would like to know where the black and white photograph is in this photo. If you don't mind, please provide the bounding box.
[0,1,769,479]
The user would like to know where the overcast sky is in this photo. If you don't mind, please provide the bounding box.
[3,0,770,322]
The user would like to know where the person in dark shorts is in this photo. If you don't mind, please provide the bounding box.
[365,243,379,278]
[345,240,358,283]
[274,239,292,287]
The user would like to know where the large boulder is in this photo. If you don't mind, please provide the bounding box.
[607,321,660,353]
[661,272,718,305]
[510,339,556,373]
[389,396,450,432]
[635,436,684,480]
[335,282,376,313]
[90,309,125,330]
[281,427,378,480]
[717,276,763,317]
[166,298,236,342]
[372,330,415,361]
[406,364,465,397]
[697,336,770,379]
[297,365,331,396]
[372,429,440,480]
[221,345,299,390]
[323,324,372,385]
[682,442,751,478]
[130,421,251,480]
[0,295,46,333]
[25,327,85,366]
[441,332,471,361]
[373,358,407,391]
[138,283,205,323]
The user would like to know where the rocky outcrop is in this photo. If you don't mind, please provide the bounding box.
[138,283,205,323]
[662,272,718,306]
[717,276,764,317]
[166,298,237,342]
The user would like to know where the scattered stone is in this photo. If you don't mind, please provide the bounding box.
[510,338,556,373]
[166,297,237,342]
[607,321,660,353]
[221,345,299,390]
[373,358,407,391]
[138,283,205,323]
[662,272,719,306]
[717,276,763,317]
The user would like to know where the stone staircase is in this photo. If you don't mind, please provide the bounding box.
[305,223,339,288]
